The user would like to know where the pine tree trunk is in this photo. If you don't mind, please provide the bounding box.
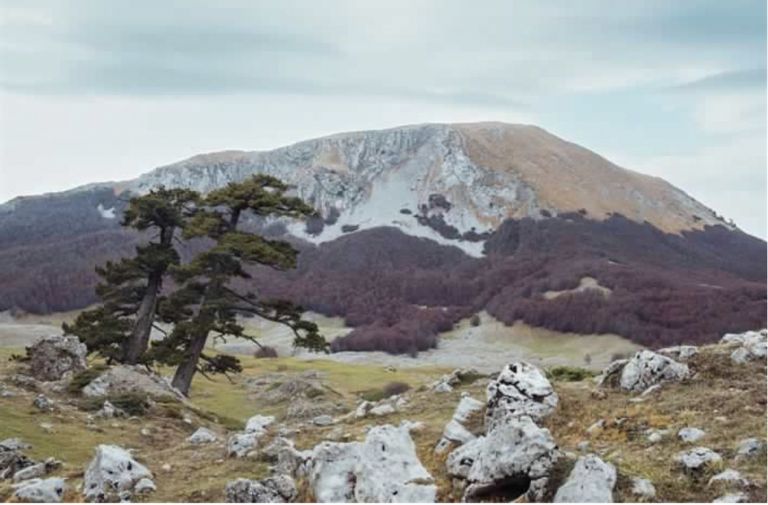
[170,326,208,396]
[123,273,161,364]
[123,226,174,364]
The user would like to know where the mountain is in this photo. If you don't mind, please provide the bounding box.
[0,122,764,350]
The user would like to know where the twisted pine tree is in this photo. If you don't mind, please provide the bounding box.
[64,187,198,363]
[149,175,328,396]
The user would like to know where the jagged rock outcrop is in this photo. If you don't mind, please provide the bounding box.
[81,365,182,400]
[225,475,298,503]
[25,335,87,382]
[227,415,275,458]
[0,442,35,480]
[447,415,559,502]
[435,394,484,453]
[83,444,154,502]
[260,437,311,476]
[553,454,616,503]
[12,477,66,502]
[485,362,558,430]
[597,350,689,392]
[306,422,436,503]
[12,457,61,482]
[721,329,767,364]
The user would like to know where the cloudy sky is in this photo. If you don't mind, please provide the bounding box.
[1,0,765,237]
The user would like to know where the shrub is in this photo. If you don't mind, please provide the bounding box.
[382,381,411,397]
[254,345,279,359]
[469,314,481,327]
[79,392,151,416]
[67,364,109,395]
[546,366,596,382]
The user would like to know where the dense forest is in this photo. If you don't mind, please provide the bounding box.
[1,192,765,354]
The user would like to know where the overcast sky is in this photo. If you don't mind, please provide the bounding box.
[0,0,765,237]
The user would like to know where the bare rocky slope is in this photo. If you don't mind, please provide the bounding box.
[1,330,766,502]
[0,123,764,350]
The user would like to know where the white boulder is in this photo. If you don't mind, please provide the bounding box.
[553,454,616,503]
[678,427,706,443]
[713,492,748,503]
[675,447,723,473]
[708,469,749,488]
[485,362,558,430]
[227,432,260,458]
[13,477,66,502]
[306,422,436,503]
[187,427,218,445]
[447,415,559,502]
[83,444,154,502]
[735,437,763,458]
[630,477,656,500]
[245,415,275,435]
[721,330,767,364]
[600,350,689,393]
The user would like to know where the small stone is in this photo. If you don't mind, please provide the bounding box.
[678,427,706,443]
[630,477,656,500]
[32,394,54,412]
[709,469,749,488]
[161,463,172,472]
[187,427,218,445]
[735,438,763,458]
[369,404,396,417]
[587,419,605,434]
[312,415,334,426]
[675,447,722,473]
[39,423,54,433]
[713,492,748,503]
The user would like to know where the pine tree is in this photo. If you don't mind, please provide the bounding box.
[64,187,198,363]
[150,175,328,396]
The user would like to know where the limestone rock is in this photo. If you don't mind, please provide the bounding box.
[25,335,87,382]
[713,492,748,503]
[12,458,60,483]
[0,444,35,480]
[225,475,298,503]
[721,329,767,364]
[554,454,616,503]
[485,362,558,430]
[135,477,156,494]
[678,427,706,443]
[83,444,154,502]
[95,401,125,419]
[187,427,218,445]
[735,438,763,458]
[435,395,484,453]
[312,415,334,426]
[630,477,656,500]
[708,469,749,488]
[81,365,181,400]
[675,447,723,474]
[245,415,275,435]
[599,351,688,393]
[32,394,54,412]
[13,477,66,502]
[228,432,260,458]
[657,345,699,361]
[430,368,481,392]
[447,415,560,502]
[306,422,436,503]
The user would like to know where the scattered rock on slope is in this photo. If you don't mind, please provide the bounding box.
[12,477,67,502]
[658,345,699,361]
[225,475,298,503]
[435,394,484,454]
[81,365,181,400]
[25,335,87,382]
[187,427,218,445]
[430,368,482,393]
[447,415,559,502]
[485,361,558,430]
[597,350,689,393]
[678,427,706,443]
[554,454,617,503]
[83,444,154,502]
[675,447,723,474]
[306,422,436,503]
[721,329,767,364]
